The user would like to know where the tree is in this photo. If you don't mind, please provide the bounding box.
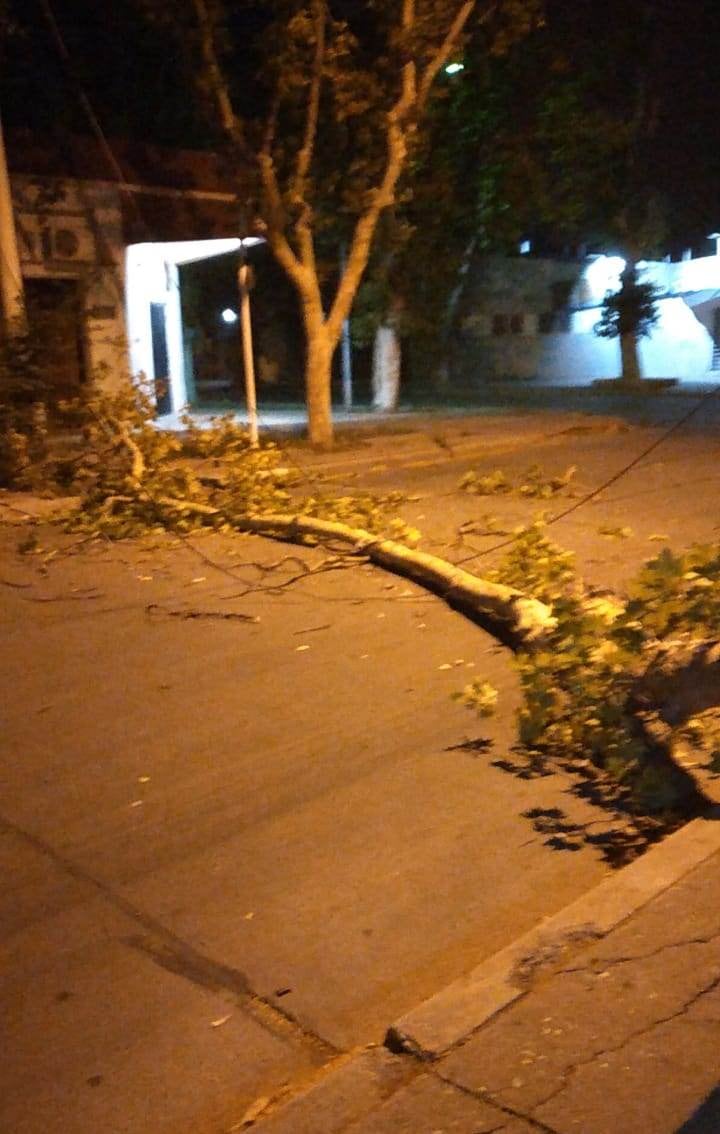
[470,0,683,384]
[352,72,507,408]
[350,17,539,409]
[594,264,661,385]
[160,0,540,445]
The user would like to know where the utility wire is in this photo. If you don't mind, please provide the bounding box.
[38,0,128,187]
[36,0,720,550]
[454,381,720,567]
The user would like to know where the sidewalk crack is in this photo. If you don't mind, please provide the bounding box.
[511,969,720,1115]
[558,930,720,976]
[431,1067,564,1134]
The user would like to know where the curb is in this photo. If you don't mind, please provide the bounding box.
[294,413,626,477]
[241,1047,416,1133]
[250,809,720,1131]
[386,807,720,1060]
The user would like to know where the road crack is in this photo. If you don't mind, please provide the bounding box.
[0,813,339,1062]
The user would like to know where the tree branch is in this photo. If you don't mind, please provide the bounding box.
[323,2,421,342]
[235,512,556,648]
[258,154,321,310]
[293,0,326,202]
[417,0,480,109]
[190,0,250,157]
[287,0,326,274]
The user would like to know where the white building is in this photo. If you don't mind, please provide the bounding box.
[458,250,720,386]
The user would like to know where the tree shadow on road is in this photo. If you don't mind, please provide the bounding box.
[445,737,698,867]
[675,1085,720,1132]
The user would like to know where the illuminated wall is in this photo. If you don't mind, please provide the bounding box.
[459,253,720,385]
[536,298,713,384]
[125,238,250,413]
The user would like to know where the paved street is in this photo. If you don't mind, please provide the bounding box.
[2,400,720,1133]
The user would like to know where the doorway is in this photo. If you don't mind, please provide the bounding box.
[150,302,172,414]
[24,277,86,397]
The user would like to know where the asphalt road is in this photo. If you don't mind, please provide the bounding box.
[2,406,719,1134]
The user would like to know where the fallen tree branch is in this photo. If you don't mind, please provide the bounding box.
[117,421,145,485]
[233,512,556,648]
[78,486,556,647]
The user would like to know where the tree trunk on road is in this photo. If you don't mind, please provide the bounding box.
[235,512,556,648]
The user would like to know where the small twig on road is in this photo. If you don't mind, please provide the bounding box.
[14,589,104,603]
[145,603,259,623]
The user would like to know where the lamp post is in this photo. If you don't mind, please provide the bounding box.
[237,241,258,447]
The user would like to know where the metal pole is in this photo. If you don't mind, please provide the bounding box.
[238,254,258,446]
[339,244,353,409]
[0,111,26,333]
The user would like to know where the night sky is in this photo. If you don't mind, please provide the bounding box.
[2,0,720,252]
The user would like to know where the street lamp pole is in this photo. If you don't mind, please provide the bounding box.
[237,242,258,447]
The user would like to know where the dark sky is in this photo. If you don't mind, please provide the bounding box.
[2,0,720,250]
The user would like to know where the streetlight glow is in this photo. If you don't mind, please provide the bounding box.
[444,61,464,75]
[221,307,238,324]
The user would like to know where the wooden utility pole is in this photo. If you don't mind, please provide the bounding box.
[238,254,258,446]
[0,112,25,333]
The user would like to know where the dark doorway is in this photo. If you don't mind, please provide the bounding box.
[179,247,305,408]
[150,302,172,414]
[24,277,86,398]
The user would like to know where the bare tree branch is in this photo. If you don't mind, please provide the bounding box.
[417,0,480,109]
[323,0,423,342]
[293,0,326,202]
[190,0,250,157]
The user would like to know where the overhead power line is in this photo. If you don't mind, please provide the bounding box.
[455,381,720,567]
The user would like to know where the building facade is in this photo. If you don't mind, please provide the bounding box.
[457,251,720,386]
[4,133,251,412]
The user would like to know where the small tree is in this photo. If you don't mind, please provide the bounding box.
[594,264,661,384]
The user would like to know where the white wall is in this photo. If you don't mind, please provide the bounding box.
[125,238,248,412]
[536,296,714,384]
[125,245,183,410]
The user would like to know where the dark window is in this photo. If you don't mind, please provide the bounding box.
[538,311,555,334]
[492,313,509,335]
[510,313,525,334]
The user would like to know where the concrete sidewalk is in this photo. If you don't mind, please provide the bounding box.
[252,816,720,1134]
